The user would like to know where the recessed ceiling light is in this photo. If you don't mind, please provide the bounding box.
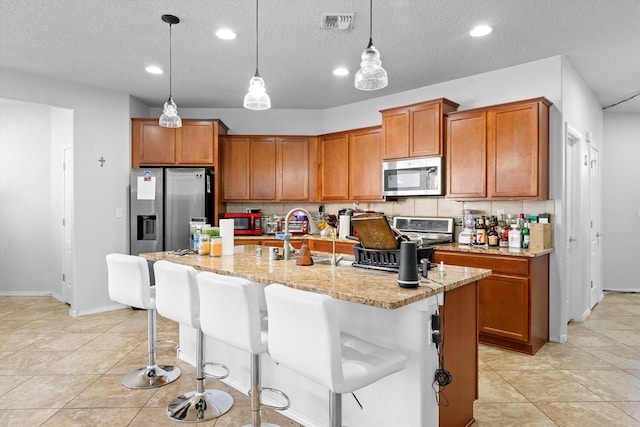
[145,65,163,74]
[216,28,237,40]
[470,25,492,37]
[333,67,349,76]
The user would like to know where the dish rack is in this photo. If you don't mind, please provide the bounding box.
[351,244,434,273]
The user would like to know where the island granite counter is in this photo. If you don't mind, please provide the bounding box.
[141,246,491,427]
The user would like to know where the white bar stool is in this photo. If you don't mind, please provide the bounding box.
[105,253,180,389]
[154,260,234,422]
[197,272,290,427]
[264,283,406,427]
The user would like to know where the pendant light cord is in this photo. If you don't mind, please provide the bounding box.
[168,22,173,98]
[368,0,374,48]
[255,0,260,76]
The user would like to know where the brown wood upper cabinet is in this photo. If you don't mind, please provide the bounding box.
[446,97,551,200]
[221,136,313,202]
[380,98,459,160]
[131,119,227,167]
[318,126,383,202]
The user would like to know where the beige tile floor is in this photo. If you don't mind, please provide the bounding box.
[0,292,639,426]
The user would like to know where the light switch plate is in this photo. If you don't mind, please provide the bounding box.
[116,208,123,218]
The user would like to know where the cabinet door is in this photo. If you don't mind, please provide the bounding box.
[478,274,529,343]
[176,121,214,164]
[222,137,250,200]
[278,137,310,201]
[250,137,277,200]
[139,121,176,165]
[410,102,442,157]
[446,110,487,198]
[381,108,410,160]
[349,127,383,201]
[319,133,349,201]
[487,101,546,198]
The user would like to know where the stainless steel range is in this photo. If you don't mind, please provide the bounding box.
[392,216,455,246]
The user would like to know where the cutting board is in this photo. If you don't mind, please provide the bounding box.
[350,214,399,250]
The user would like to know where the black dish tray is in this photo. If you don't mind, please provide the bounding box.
[351,244,434,273]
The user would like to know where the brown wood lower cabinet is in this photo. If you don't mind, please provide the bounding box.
[433,250,549,355]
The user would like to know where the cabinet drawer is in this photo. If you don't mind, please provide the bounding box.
[433,251,530,276]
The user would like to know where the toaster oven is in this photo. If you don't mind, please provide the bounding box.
[278,219,309,235]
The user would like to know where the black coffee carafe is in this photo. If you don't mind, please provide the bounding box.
[397,241,420,288]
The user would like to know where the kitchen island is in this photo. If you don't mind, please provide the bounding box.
[142,246,491,427]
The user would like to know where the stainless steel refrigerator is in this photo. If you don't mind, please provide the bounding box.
[130,168,213,255]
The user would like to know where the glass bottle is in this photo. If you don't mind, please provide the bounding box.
[475,216,487,245]
[499,219,510,248]
[522,220,530,249]
[488,219,499,247]
[508,222,522,248]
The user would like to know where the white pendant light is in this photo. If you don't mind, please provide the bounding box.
[244,0,271,110]
[354,0,388,91]
[159,14,182,128]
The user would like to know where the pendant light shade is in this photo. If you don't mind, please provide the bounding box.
[159,14,182,128]
[355,0,388,91]
[244,0,271,110]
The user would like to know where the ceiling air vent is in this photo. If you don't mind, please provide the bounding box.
[320,13,355,30]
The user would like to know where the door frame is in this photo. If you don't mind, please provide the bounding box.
[565,123,590,322]
[62,146,74,306]
[588,144,604,308]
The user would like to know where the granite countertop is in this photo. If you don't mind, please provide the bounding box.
[432,242,554,257]
[141,245,491,310]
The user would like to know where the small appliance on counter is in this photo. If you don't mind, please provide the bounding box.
[278,218,309,235]
[458,210,478,244]
[222,212,262,235]
[263,215,280,235]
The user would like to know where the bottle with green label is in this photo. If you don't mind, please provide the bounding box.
[522,220,530,249]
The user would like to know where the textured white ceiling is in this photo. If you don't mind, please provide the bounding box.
[1,0,639,112]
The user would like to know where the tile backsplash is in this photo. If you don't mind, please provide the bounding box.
[226,198,555,222]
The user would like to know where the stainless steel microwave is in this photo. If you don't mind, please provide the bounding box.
[382,157,444,196]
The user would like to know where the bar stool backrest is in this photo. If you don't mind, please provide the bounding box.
[197,272,267,355]
[154,260,200,329]
[265,283,343,390]
[106,253,153,310]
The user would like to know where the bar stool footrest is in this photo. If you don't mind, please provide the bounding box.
[248,386,290,411]
[204,362,229,380]
[156,339,179,352]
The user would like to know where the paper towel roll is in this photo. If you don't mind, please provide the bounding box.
[339,215,351,239]
[219,219,235,256]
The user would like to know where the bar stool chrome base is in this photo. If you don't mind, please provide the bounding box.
[122,364,181,389]
[167,389,234,422]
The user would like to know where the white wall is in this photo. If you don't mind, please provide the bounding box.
[602,113,640,291]
[0,102,56,294]
[0,68,132,315]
